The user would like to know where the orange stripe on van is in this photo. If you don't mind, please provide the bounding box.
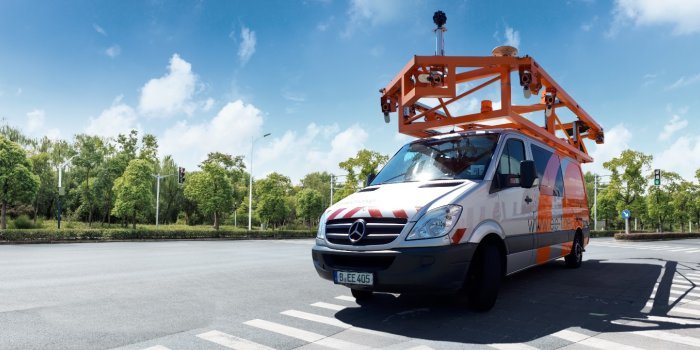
[368,208,382,218]
[451,228,467,244]
[327,208,345,220]
[393,209,408,218]
[343,207,363,218]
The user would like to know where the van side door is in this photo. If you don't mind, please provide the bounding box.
[492,137,538,274]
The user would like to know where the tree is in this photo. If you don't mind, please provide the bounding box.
[647,170,682,232]
[183,163,234,230]
[296,188,323,227]
[0,136,40,229]
[255,172,293,228]
[73,134,107,226]
[336,149,388,201]
[156,156,184,224]
[29,137,58,222]
[112,159,154,229]
[300,172,332,209]
[602,150,652,228]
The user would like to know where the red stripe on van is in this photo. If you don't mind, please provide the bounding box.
[452,228,467,244]
[368,208,383,218]
[327,208,345,220]
[392,209,408,219]
[343,207,363,218]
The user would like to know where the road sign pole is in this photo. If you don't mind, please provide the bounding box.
[625,217,629,235]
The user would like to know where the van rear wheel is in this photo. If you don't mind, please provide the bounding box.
[351,288,373,302]
[465,243,502,312]
[565,234,583,268]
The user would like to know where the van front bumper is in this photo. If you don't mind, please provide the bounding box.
[311,243,478,293]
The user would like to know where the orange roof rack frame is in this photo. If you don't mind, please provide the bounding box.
[379,11,604,163]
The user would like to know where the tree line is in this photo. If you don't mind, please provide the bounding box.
[584,150,700,232]
[0,125,387,230]
[1,124,697,232]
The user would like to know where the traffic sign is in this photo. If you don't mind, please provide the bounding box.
[621,209,631,219]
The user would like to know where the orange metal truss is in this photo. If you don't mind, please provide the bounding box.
[379,55,604,163]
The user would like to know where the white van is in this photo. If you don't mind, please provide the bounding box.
[311,128,590,311]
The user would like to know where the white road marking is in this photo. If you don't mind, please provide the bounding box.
[669,289,700,298]
[196,330,274,350]
[488,343,539,350]
[335,295,357,302]
[645,315,700,325]
[244,319,370,350]
[671,306,700,316]
[632,330,700,347]
[404,346,435,350]
[281,309,350,328]
[142,346,172,350]
[550,329,642,350]
[668,248,700,252]
[311,301,347,311]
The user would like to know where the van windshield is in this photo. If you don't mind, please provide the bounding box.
[371,134,500,185]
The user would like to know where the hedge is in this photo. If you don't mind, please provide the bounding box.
[0,228,316,243]
[615,232,700,241]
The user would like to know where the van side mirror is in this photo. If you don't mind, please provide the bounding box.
[520,160,537,188]
[366,172,376,186]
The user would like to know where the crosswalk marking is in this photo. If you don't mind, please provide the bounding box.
[244,319,370,350]
[196,330,274,350]
[335,295,357,302]
[488,343,539,349]
[281,309,351,328]
[311,301,347,311]
[550,329,643,350]
[142,346,172,350]
[645,315,700,325]
[632,330,700,347]
[671,306,700,316]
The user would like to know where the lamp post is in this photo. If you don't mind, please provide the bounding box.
[152,173,174,229]
[248,133,271,230]
[57,155,76,229]
[329,174,348,207]
[593,174,611,231]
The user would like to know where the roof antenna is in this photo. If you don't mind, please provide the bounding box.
[433,11,447,56]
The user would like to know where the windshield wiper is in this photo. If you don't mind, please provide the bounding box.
[375,172,408,185]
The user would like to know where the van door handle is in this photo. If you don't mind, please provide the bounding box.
[524,195,532,204]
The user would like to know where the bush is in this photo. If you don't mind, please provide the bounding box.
[12,215,40,229]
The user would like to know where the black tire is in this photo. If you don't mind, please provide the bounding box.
[465,243,502,312]
[351,288,373,302]
[565,234,583,268]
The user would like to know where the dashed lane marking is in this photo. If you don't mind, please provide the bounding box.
[334,295,357,302]
[196,330,274,350]
[281,309,408,340]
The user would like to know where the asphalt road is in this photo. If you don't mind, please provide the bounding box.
[1,237,700,350]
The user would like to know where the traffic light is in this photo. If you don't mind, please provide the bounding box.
[654,169,661,186]
[178,167,186,184]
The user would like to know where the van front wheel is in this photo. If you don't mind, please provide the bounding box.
[465,243,502,312]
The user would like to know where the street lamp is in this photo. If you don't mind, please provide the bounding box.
[329,174,348,206]
[57,155,76,229]
[593,173,611,231]
[248,133,271,230]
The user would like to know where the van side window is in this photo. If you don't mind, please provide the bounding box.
[495,138,525,189]
[531,144,565,197]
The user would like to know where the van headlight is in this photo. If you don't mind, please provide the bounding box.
[317,213,327,239]
[406,205,462,240]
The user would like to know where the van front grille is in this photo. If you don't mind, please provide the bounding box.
[325,217,407,246]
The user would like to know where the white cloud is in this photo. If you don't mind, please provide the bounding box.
[85,103,139,138]
[611,0,700,35]
[666,73,700,90]
[202,98,215,112]
[659,115,688,140]
[238,26,257,65]
[343,0,402,37]
[282,90,306,103]
[504,26,521,48]
[139,53,197,116]
[26,109,45,134]
[105,44,121,58]
[582,123,632,175]
[93,23,107,36]
[654,136,700,181]
[159,100,264,169]
[256,123,368,183]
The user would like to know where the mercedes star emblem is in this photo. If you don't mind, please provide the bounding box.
[348,219,367,243]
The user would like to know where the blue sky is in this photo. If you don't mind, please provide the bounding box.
[1,0,699,183]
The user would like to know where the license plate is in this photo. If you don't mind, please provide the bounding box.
[333,271,373,286]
